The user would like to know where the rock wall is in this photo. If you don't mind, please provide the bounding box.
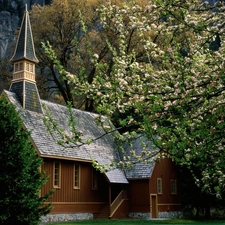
[40,213,93,224]
[0,10,15,58]
[129,211,183,219]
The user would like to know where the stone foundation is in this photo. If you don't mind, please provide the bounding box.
[129,211,183,219]
[129,212,151,219]
[40,211,182,223]
[158,211,183,218]
[40,213,93,224]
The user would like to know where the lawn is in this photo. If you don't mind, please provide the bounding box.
[45,219,225,225]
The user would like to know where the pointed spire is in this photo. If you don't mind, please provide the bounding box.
[9,5,42,114]
[10,4,38,63]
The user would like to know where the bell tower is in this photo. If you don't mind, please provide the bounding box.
[9,5,42,113]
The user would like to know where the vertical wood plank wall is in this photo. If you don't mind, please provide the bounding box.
[40,158,181,215]
[111,199,129,219]
[41,158,109,214]
[128,179,150,212]
[128,158,181,214]
[149,158,181,212]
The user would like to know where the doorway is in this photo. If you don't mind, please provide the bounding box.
[151,194,158,218]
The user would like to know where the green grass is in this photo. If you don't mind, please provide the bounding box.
[45,219,225,225]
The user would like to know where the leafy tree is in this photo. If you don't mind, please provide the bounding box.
[0,96,53,224]
[42,0,225,202]
[30,0,103,108]
[30,0,150,110]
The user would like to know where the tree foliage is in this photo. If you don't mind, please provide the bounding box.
[0,95,53,224]
[30,0,103,108]
[42,0,225,199]
[31,0,149,110]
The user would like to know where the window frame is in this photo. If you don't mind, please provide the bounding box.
[15,63,19,72]
[73,164,80,189]
[170,179,177,195]
[26,62,29,71]
[19,62,23,71]
[157,178,162,194]
[53,162,61,189]
[30,64,34,73]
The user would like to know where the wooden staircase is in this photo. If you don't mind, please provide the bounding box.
[96,190,129,219]
[109,190,128,219]
[96,204,110,219]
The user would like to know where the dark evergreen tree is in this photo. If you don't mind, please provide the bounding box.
[0,96,53,225]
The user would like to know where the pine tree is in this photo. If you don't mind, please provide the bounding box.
[0,96,53,225]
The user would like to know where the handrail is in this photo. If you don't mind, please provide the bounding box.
[110,190,128,217]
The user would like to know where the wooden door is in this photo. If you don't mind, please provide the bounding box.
[151,194,158,218]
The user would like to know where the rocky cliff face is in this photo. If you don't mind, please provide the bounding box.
[0,10,15,58]
[0,0,49,59]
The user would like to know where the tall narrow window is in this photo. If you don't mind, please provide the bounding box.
[157,178,162,194]
[53,162,61,188]
[171,180,177,194]
[26,62,29,71]
[30,64,34,73]
[92,168,98,190]
[19,62,23,71]
[15,63,18,72]
[74,164,80,189]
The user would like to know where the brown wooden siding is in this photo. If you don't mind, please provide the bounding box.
[128,159,181,214]
[158,204,181,212]
[149,158,181,212]
[41,158,109,214]
[111,200,129,219]
[128,179,150,212]
[48,202,106,214]
[40,158,181,215]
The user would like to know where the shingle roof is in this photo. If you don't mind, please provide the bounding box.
[9,81,43,113]
[3,90,128,184]
[10,7,38,63]
[123,135,157,179]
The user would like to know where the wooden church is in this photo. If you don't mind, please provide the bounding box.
[1,6,182,223]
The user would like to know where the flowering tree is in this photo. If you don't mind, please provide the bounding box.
[31,0,103,108]
[31,0,150,110]
[43,0,225,199]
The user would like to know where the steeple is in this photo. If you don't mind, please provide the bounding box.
[11,4,39,63]
[9,4,42,113]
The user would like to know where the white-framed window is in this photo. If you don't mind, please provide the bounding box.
[74,164,80,189]
[171,179,177,194]
[53,162,61,188]
[157,178,162,194]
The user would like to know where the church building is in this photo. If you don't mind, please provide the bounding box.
[1,6,182,223]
